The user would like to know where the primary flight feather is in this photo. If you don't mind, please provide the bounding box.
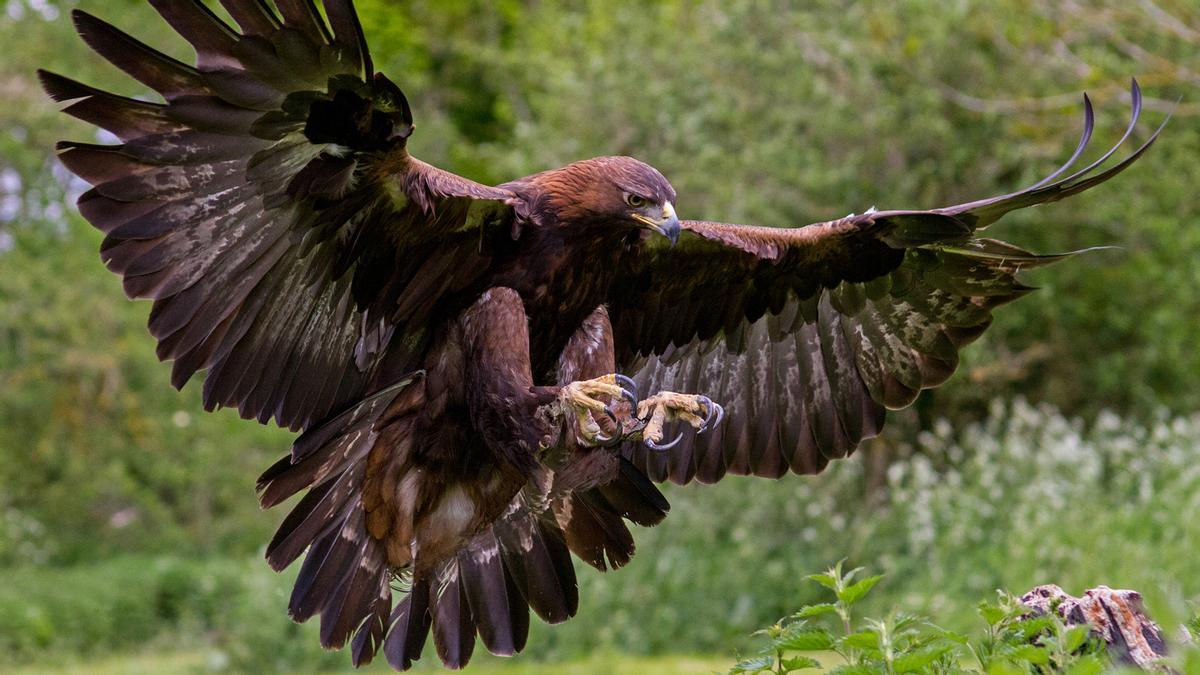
[42,0,1166,669]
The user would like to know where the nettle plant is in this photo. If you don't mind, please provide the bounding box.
[728,561,1112,675]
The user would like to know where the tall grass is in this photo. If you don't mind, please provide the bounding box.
[3,401,1198,671]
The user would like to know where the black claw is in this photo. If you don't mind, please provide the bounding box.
[708,402,725,434]
[592,406,629,446]
[695,396,725,435]
[599,429,626,448]
[591,431,614,446]
[696,396,714,433]
[600,386,638,422]
[614,374,639,406]
[646,431,683,452]
[602,387,636,423]
[602,404,619,424]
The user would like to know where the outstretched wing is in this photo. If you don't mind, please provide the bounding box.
[43,0,518,430]
[610,83,1166,484]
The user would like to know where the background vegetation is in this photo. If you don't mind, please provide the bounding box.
[1,0,1197,671]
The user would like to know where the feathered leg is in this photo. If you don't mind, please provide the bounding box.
[459,288,558,488]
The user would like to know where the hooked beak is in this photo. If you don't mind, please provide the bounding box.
[634,202,681,246]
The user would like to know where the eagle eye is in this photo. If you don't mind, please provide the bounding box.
[625,193,648,208]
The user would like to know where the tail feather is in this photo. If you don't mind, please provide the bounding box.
[384,578,432,671]
[553,454,670,572]
[598,456,670,527]
[257,379,419,653]
[364,494,580,670]
[257,378,417,508]
[493,500,578,624]
[288,506,366,622]
[265,466,358,571]
[319,534,389,649]
[459,534,530,657]
[430,562,476,669]
[350,582,392,668]
[559,490,635,571]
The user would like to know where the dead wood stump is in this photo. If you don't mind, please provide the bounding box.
[1021,584,1169,670]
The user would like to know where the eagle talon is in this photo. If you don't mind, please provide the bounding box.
[598,428,627,448]
[602,405,619,424]
[602,384,638,423]
[645,431,683,452]
[636,390,725,450]
[614,374,640,406]
[558,374,641,448]
[696,396,725,434]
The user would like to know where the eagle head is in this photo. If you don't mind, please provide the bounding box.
[534,156,681,245]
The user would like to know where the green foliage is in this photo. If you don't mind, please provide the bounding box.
[0,555,347,672]
[968,594,1110,674]
[0,218,287,563]
[729,566,1113,674]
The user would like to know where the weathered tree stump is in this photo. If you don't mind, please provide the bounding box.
[1021,585,1169,669]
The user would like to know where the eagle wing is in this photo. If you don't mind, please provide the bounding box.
[610,85,1166,484]
[43,0,518,431]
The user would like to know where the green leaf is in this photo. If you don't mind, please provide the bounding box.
[840,630,881,650]
[730,655,776,674]
[1008,615,1054,641]
[838,575,884,606]
[1185,613,1200,641]
[1009,644,1051,665]
[806,573,839,591]
[781,655,822,672]
[1181,649,1200,675]
[986,662,1027,675]
[842,566,865,584]
[937,629,970,644]
[1064,655,1107,675]
[978,602,1008,626]
[828,665,885,675]
[891,611,925,633]
[777,628,836,651]
[793,603,838,619]
[1064,624,1093,653]
[893,645,954,672]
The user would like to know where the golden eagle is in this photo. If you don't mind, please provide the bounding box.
[43,0,1165,669]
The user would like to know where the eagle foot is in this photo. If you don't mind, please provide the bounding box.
[636,392,725,451]
[557,374,639,447]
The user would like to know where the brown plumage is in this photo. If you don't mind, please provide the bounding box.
[43,0,1167,670]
